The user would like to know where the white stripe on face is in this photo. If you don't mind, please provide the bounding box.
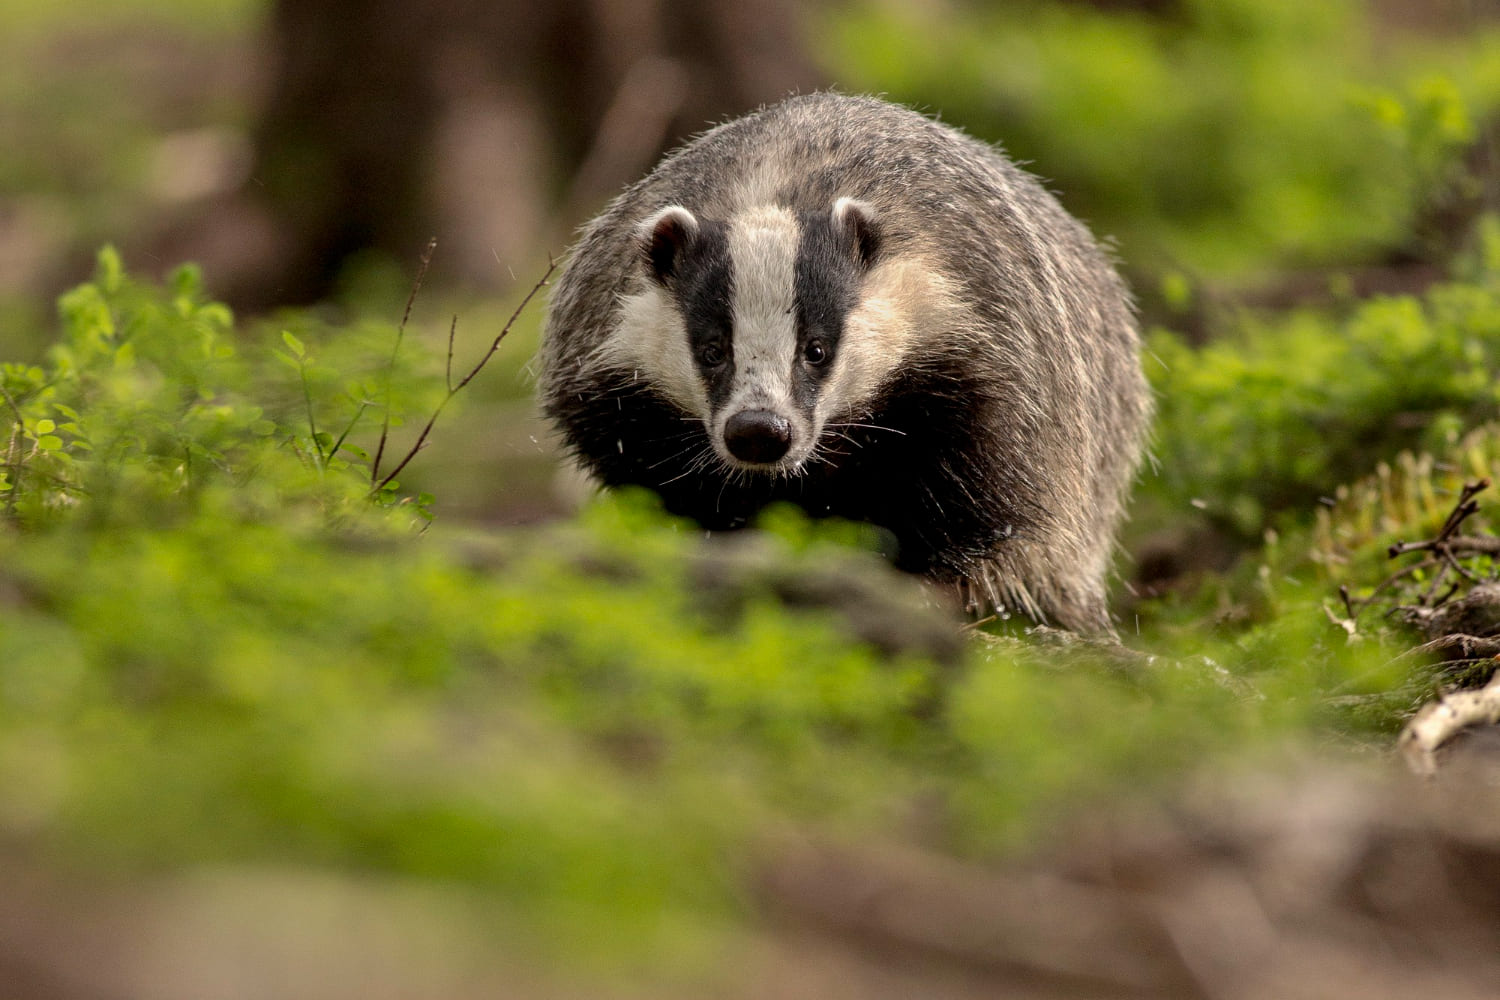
[723,205,800,415]
[597,284,707,416]
[819,254,961,422]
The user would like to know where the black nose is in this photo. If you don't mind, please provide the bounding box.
[723,409,793,464]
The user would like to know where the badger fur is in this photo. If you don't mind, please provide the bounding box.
[539,93,1151,634]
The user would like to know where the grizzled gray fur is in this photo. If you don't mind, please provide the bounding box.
[539,93,1151,633]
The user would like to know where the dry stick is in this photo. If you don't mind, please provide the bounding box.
[1393,633,1500,665]
[1446,478,1490,528]
[1342,556,1442,619]
[1393,535,1500,558]
[1338,583,1359,621]
[1399,667,1500,777]
[373,256,557,495]
[1388,479,1491,559]
[371,237,439,488]
[1339,480,1498,620]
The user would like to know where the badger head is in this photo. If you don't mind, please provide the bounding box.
[604,198,890,475]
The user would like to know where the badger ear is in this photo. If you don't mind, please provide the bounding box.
[636,205,700,285]
[832,197,880,269]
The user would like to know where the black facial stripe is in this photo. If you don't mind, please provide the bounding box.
[793,210,863,409]
[669,219,736,411]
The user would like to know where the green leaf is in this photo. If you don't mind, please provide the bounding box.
[34,419,55,435]
[37,435,63,451]
[97,245,124,294]
[281,331,306,360]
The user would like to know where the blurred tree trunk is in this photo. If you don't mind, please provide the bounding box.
[184,0,823,310]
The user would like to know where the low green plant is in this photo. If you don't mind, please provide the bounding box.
[1143,258,1500,540]
[0,246,547,530]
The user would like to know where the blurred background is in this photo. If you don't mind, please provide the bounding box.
[2,0,1496,321]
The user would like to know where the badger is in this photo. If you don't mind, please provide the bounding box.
[538,93,1151,634]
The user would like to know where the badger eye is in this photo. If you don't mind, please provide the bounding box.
[698,343,727,368]
[803,339,829,366]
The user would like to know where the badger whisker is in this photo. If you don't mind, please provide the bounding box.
[646,436,714,472]
[823,421,907,437]
[660,447,719,485]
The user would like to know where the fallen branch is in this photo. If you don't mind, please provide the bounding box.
[1388,535,1500,558]
[1399,667,1500,777]
[1390,633,1500,665]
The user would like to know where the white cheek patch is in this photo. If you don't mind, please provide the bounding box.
[820,255,964,420]
[723,205,799,415]
[593,284,708,418]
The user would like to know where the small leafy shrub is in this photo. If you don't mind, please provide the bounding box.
[1144,261,1500,540]
[0,247,446,529]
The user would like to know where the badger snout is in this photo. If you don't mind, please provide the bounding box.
[723,409,794,465]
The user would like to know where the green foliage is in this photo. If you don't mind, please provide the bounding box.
[1145,262,1500,537]
[0,255,1431,967]
[822,0,1500,278]
[0,247,445,530]
[1140,421,1500,729]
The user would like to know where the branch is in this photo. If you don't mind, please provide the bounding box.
[1391,633,1500,665]
[1387,479,1491,559]
[372,256,556,495]
[372,237,437,487]
[1399,667,1500,777]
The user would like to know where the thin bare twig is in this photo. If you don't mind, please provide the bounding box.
[452,253,557,395]
[1342,481,1496,623]
[1341,556,1441,619]
[1338,583,1357,621]
[1387,479,1491,559]
[372,237,438,487]
[1392,535,1500,559]
[372,256,557,495]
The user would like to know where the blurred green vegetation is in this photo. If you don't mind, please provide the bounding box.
[1143,219,1500,539]
[823,0,1499,282]
[0,239,1487,970]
